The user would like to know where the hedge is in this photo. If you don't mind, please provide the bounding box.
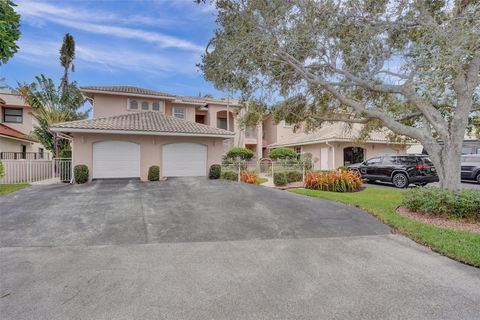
[148,165,160,181]
[74,165,89,184]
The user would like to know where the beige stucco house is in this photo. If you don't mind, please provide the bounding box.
[264,115,409,170]
[51,85,409,181]
[0,91,51,160]
[51,86,247,181]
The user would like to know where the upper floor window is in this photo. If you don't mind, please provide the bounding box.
[129,100,138,110]
[152,101,164,112]
[141,101,149,110]
[217,118,228,130]
[173,107,185,119]
[3,108,23,123]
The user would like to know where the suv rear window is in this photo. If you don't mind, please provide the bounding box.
[462,156,480,163]
[419,157,434,166]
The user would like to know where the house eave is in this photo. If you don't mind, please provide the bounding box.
[268,137,414,148]
[50,127,235,139]
[0,134,36,144]
[80,88,176,101]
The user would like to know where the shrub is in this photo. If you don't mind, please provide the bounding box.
[74,165,89,184]
[226,147,255,160]
[402,187,480,221]
[268,148,297,159]
[305,170,362,192]
[273,171,288,186]
[221,170,238,181]
[286,170,303,183]
[240,171,259,184]
[337,166,348,171]
[209,164,221,179]
[148,165,160,181]
[0,160,4,178]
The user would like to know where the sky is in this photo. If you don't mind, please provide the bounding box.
[0,0,226,101]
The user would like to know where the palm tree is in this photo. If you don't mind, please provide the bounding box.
[18,75,86,157]
[59,33,75,92]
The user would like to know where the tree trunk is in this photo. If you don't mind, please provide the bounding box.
[427,141,463,192]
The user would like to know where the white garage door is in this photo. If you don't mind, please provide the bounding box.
[162,143,207,177]
[93,141,140,179]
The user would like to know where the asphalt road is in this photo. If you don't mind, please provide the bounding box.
[1,178,479,320]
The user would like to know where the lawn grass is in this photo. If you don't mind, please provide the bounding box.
[257,177,269,184]
[0,184,29,196]
[290,186,480,267]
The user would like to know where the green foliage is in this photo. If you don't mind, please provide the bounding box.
[291,186,480,267]
[60,33,75,91]
[402,187,480,221]
[226,147,255,160]
[0,160,4,178]
[273,171,287,186]
[73,165,89,184]
[285,170,303,183]
[221,170,238,181]
[268,148,297,159]
[0,0,21,65]
[148,165,160,181]
[209,164,221,179]
[59,147,72,159]
[197,0,480,190]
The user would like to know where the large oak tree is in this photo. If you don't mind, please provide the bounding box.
[198,0,480,191]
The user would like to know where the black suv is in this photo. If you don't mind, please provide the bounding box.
[348,154,439,188]
[461,154,480,184]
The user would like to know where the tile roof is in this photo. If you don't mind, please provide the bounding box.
[51,111,235,137]
[0,123,38,142]
[269,123,403,147]
[79,85,241,106]
[80,86,176,98]
[0,97,5,105]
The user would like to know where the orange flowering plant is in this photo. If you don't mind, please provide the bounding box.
[304,169,362,192]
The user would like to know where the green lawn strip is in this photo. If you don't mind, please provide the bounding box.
[0,184,29,196]
[257,178,269,184]
[290,186,480,267]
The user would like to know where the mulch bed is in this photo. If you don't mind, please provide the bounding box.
[396,206,480,233]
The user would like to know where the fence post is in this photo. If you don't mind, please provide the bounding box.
[238,162,241,182]
[52,158,55,180]
[302,161,305,183]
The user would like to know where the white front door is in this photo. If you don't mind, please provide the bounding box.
[162,143,207,177]
[93,141,140,179]
[320,147,329,170]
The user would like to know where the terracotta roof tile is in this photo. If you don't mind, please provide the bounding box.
[80,86,176,98]
[51,111,235,137]
[0,123,38,142]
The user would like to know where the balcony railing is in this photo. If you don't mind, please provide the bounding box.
[0,152,50,160]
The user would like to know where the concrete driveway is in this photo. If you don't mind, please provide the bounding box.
[1,178,479,320]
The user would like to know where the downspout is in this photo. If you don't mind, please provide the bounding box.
[326,141,335,170]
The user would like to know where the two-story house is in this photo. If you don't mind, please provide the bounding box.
[51,86,265,180]
[0,91,51,160]
[51,85,408,181]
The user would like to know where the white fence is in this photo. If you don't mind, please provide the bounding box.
[0,159,72,184]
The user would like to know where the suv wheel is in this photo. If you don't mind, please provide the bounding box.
[392,173,408,188]
[477,173,480,184]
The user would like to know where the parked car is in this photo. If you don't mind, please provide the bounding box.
[348,154,439,188]
[461,154,480,184]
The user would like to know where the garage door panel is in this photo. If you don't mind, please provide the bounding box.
[93,141,140,179]
[163,143,207,177]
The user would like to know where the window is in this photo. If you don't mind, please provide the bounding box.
[39,148,44,159]
[3,108,23,123]
[152,101,164,112]
[141,101,149,110]
[382,156,398,165]
[282,120,292,128]
[173,107,185,119]
[129,100,138,110]
[217,118,227,130]
[365,157,382,165]
[343,147,365,165]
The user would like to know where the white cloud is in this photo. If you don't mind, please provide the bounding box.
[16,0,204,52]
[15,37,201,76]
